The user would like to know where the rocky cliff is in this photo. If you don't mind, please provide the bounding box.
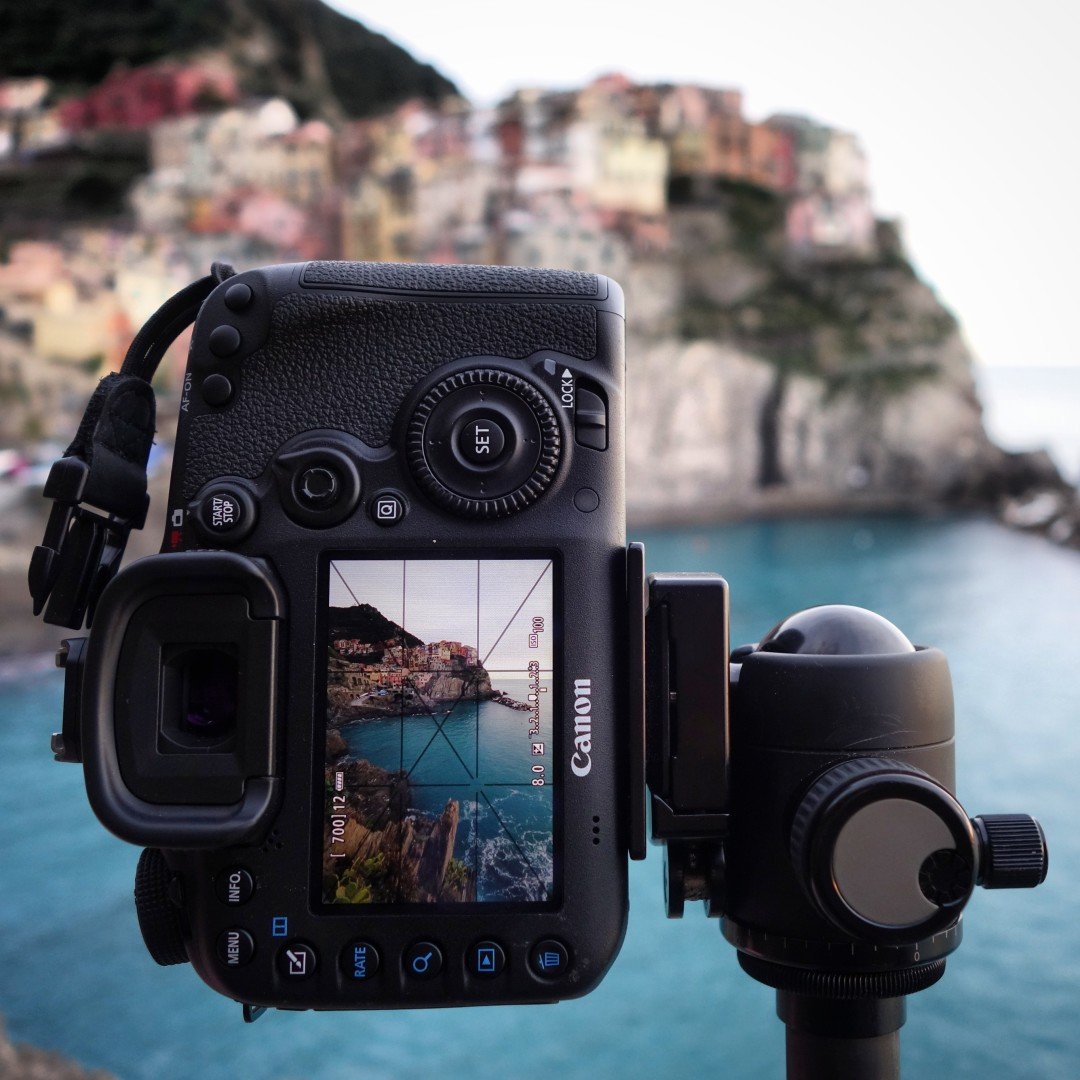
[623,188,1065,523]
[327,603,497,721]
[323,754,475,904]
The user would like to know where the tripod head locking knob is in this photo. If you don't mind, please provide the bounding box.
[972,814,1048,889]
[789,757,978,944]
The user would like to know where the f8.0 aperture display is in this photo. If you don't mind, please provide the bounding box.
[322,558,555,906]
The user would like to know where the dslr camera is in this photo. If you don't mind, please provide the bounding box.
[33,261,630,1012]
[30,261,1047,1071]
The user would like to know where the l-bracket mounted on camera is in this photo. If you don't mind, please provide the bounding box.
[626,544,731,915]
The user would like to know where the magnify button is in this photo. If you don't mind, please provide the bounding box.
[404,941,443,980]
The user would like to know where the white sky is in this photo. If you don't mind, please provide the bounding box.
[329,558,553,671]
[333,0,1080,367]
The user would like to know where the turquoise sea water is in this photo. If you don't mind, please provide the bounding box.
[1,515,1078,1079]
[338,681,556,901]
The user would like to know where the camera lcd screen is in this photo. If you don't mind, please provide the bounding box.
[321,557,556,907]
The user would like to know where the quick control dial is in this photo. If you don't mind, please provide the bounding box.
[405,369,561,517]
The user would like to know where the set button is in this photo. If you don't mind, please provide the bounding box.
[455,413,508,468]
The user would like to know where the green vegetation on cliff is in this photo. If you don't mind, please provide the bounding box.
[0,0,457,117]
[668,180,955,397]
[328,603,422,647]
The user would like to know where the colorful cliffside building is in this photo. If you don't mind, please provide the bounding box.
[58,61,238,133]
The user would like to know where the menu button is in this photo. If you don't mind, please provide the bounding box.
[216,928,255,968]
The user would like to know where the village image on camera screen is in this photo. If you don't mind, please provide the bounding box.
[322,557,555,906]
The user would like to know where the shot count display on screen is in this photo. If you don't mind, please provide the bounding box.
[322,557,556,907]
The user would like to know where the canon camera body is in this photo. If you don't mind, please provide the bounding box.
[49,261,629,1012]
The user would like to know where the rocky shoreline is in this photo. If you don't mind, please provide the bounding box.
[323,738,476,904]
[329,690,530,724]
[0,1020,112,1080]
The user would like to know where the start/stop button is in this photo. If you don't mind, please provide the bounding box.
[189,481,257,545]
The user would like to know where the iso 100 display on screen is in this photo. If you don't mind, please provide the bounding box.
[322,557,556,907]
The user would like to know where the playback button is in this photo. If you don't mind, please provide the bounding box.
[469,940,506,978]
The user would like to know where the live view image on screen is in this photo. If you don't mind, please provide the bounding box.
[322,558,555,906]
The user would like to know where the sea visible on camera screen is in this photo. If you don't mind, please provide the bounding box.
[1,514,1077,1079]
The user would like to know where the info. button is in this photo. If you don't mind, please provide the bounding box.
[215,866,255,906]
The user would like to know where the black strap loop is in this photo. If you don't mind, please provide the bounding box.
[29,262,235,629]
[121,263,234,381]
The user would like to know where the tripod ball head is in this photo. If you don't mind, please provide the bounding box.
[723,605,1046,968]
[757,604,915,657]
[638,573,1049,1077]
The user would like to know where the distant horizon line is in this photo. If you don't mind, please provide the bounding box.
[975,360,1079,370]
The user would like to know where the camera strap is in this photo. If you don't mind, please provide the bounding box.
[29,262,235,629]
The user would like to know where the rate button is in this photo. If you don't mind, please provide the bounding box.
[341,939,381,981]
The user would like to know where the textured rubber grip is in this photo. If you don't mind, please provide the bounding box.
[184,292,597,497]
[301,260,600,297]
